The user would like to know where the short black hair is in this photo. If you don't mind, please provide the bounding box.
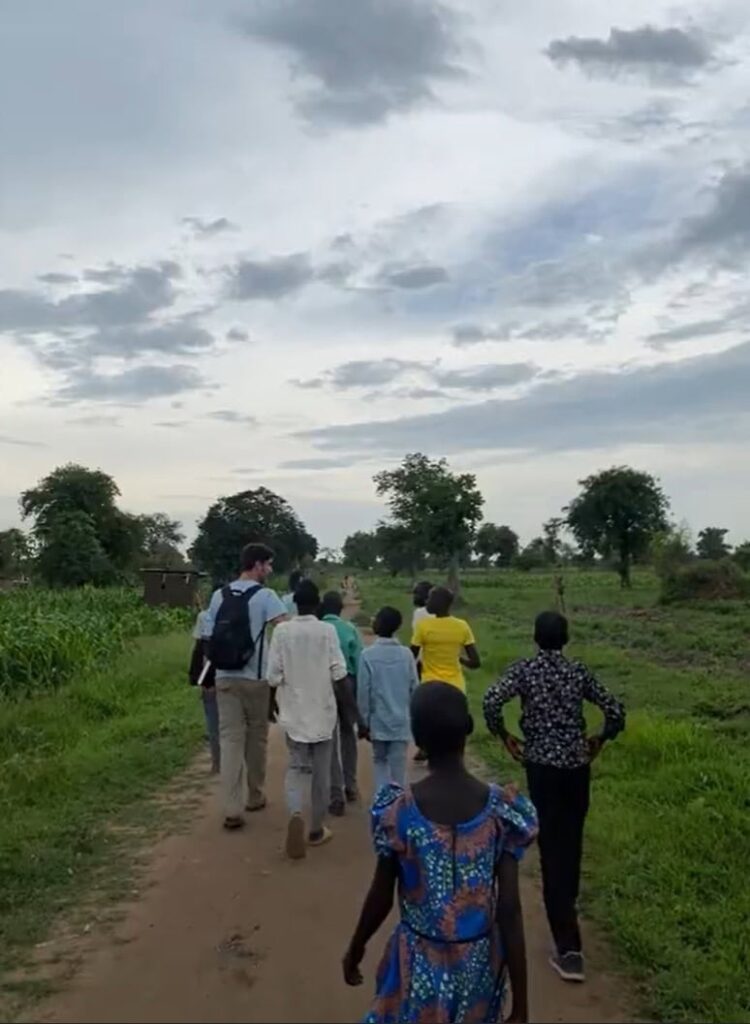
[426,585,454,615]
[411,682,473,757]
[534,610,569,650]
[294,578,320,614]
[320,590,344,617]
[374,605,402,637]
[413,580,433,607]
[288,569,303,592]
[240,542,274,572]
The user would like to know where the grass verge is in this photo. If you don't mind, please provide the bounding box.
[0,632,203,998]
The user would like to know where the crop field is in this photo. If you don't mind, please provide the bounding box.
[0,587,189,698]
[359,568,750,1024]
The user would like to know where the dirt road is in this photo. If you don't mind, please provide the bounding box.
[28,727,635,1024]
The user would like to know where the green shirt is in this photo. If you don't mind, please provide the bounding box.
[322,614,363,677]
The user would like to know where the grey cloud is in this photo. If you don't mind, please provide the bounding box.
[299,358,430,391]
[53,364,206,404]
[452,323,512,346]
[647,318,730,347]
[380,263,449,289]
[68,414,121,427]
[83,265,128,284]
[391,386,448,400]
[280,457,355,470]
[0,434,45,448]
[302,342,750,455]
[679,166,750,258]
[183,216,237,237]
[154,420,188,429]
[546,25,713,82]
[38,272,77,285]
[226,326,250,342]
[84,320,215,359]
[241,0,462,125]
[227,253,313,300]
[0,260,180,334]
[206,410,257,426]
[433,362,537,391]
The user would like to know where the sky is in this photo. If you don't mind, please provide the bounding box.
[2,0,750,549]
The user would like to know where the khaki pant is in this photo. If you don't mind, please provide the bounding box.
[216,678,269,819]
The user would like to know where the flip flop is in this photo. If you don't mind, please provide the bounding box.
[308,826,333,848]
[223,816,244,831]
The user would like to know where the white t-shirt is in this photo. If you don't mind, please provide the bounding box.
[412,606,432,629]
[267,616,347,744]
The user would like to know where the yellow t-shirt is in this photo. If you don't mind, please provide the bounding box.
[411,615,475,690]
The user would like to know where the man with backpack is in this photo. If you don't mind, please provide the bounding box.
[204,542,288,830]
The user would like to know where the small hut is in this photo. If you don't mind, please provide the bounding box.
[141,569,206,609]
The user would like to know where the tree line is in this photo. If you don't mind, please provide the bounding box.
[2,456,748,590]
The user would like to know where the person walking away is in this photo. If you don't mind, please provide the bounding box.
[268,579,349,859]
[482,611,625,984]
[320,589,364,814]
[343,682,537,1023]
[410,585,480,763]
[282,569,302,617]
[411,580,433,636]
[204,542,287,830]
[189,608,220,774]
[357,606,419,792]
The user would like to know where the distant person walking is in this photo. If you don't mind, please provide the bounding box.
[268,580,349,858]
[483,611,626,984]
[343,682,537,1024]
[282,569,303,618]
[357,606,419,791]
[411,580,433,635]
[204,543,287,830]
[320,590,364,813]
[189,609,220,774]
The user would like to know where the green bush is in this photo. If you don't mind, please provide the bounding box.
[660,560,750,604]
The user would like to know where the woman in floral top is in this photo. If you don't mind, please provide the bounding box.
[343,682,537,1023]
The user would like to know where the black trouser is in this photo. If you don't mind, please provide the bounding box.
[526,762,590,955]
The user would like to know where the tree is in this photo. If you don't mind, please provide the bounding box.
[191,487,317,584]
[696,527,732,561]
[475,523,519,568]
[374,523,425,577]
[649,523,693,578]
[733,541,750,572]
[513,537,548,572]
[542,517,566,564]
[0,528,32,577]
[565,466,669,587]
[342,530,380,571]
[21,464,141,585]
[135,513,186,569]
[374,453,484,592]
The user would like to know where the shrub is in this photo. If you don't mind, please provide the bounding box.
[660,559,750,604]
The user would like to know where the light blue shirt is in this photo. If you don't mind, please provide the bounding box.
[204,579,287,680]
[357,638,419,742]
[282,592,297,617]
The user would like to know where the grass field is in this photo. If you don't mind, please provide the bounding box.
[0,628,202,997]
[359,568,750,1024]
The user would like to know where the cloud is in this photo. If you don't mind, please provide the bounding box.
[68,414,121,427]
[546,25,713,82]
[379,263,449,289]
[302,342,750,455]
[240,0,463,125]
[280,456,355,470]
[298,358,430,391]
[0,434,45,448]
[452,323,507,346]
[226,326,250,342]
[182,216,237,237]
[83,320,215,359]
[647,318,731,348]
[433,362,537,391]
[0,260,181,334]
[153,420,188,429]
[679,166,750,259]
[226,253,314,300]
[206,410,257,426]
[53,364,207,404]
[38,272,77,285]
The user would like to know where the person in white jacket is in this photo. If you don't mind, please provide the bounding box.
[267,578,348,860]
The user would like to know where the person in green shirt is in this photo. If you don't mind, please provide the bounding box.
[321,590,364,815]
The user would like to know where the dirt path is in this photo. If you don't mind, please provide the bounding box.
[27,724,636,1024]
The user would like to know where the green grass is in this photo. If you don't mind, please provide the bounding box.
[358,568,750,1023]
[0,630,203,986]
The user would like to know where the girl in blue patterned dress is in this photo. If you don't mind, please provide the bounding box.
[343,682,537,1024]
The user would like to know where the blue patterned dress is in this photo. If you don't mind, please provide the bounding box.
[364,784,537,1024]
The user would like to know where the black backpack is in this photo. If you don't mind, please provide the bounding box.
[208,585,262,671]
